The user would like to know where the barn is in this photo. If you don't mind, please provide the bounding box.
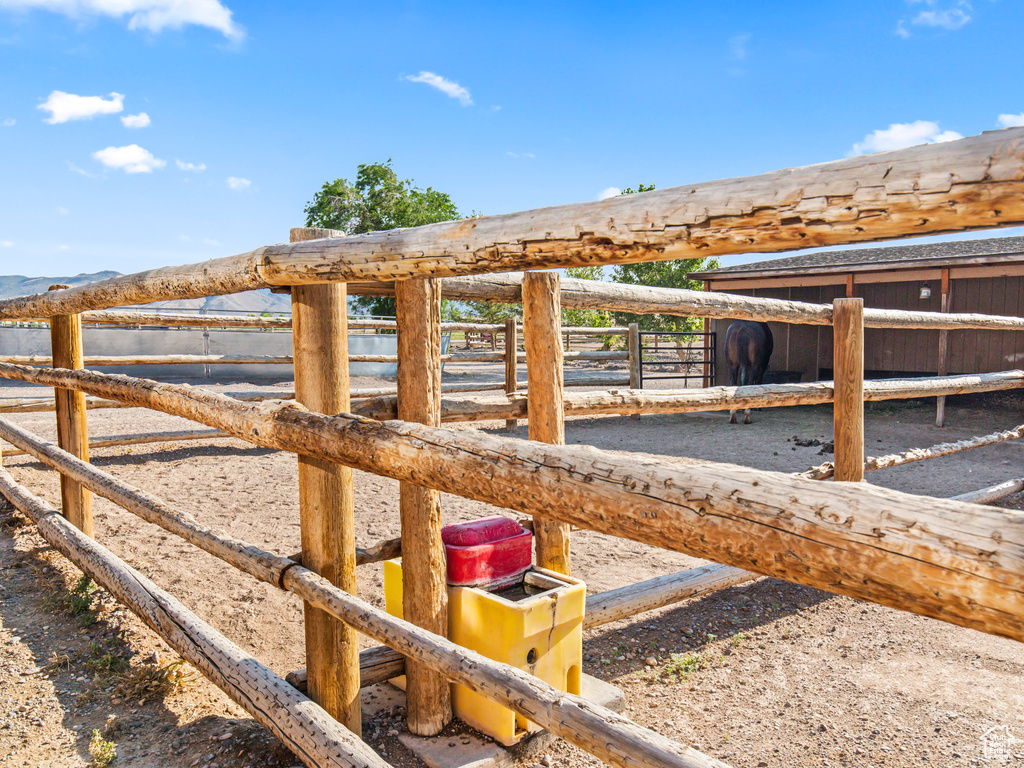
[691,235,1024,393]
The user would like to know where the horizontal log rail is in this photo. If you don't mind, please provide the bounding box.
[83,311,292,328]
[0,417,729,768]
[952,478,1024,505]
[561,325,629,335]
[288,536,404,569]
[584,564,758,628]
[350,371,1024,423]
[0,350,623,367]
[1,362,1021,642]
[2,128,1024,320]
[800,422,1024,480]
[0,383,506,414]
[286,646,409,693]
[11,311,508,333]
[0,354,295,366]
[438,274,1024,331]
[1,395,133,413]
[0,467,390,768]
[9,273,1024,336]
[1,429,232,458]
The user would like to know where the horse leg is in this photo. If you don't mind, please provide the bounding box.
[728,363,740,423]
[745,361,767,423]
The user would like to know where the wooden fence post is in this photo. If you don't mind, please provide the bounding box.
[628,322,641,421]
[396,277,452,736]
[504,317,518,432]
[523,272,571,574]
[289,228,361,736]
[833,298,865,482]
[49,285,92,536]
[936,269,951,427]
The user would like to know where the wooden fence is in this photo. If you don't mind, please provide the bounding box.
[2,128,1024,768]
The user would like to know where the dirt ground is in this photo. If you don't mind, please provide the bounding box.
[1,360,1022,768]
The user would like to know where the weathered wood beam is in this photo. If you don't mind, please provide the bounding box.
[833,299,865,482]
[0,391,296,414]
[1,429,232,458]
[396,277,452,735]
[0,467,389,768]
[349,371,1024,423]
[628,323,641,421]
[584,564,757,629]
[936,268,952,426]
[952,479,1024,505]
[504,317,518,432]
[78,310,293,328]
[799,422,1024,481]
[0,355,294,366]
[524,272,572,574]
[437,274,1024,331]
[49,289,92,535]
[1,362,1021,643]
[291,226,361,735]
[287,646,408,693]
[3,128,1024,319]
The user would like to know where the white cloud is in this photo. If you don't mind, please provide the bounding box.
[3,0,243,40]
[507,151,536,159]
[226,176,251,190]
[913,7,971,30]
[598,187,621,201]
[404,71,473,106]
[2,118,14,127]
[57,206,69,215]
[898,1,973,36]
[92,144,166,173]
[176,159,206,172]
[1,240,13,247]
[121,112,150,128]
[851,120,962,155]
[67,161,97,177]
[998,113,1024,128]
[729,33,750,60]
[39,90,123,124]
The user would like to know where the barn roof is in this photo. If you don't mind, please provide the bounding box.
[690,234,1024,280]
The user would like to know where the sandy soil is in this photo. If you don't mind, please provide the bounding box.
[1,360,1022,768]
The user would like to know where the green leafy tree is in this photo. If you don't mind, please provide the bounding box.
[561,266,612,329]
[304,160,463,317]
[609,183,719,334]
[465,300,521,324]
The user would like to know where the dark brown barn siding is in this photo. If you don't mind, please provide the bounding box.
[787,286,821,382]
[949,276,1024,374]
[859,281,941,374]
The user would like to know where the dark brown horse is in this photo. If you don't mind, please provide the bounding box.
[724,320,774,424]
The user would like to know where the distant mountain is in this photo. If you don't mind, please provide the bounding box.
[0,271,293,314]
[0,271,122,298]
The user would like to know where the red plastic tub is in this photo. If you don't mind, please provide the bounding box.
[441,515,533,589]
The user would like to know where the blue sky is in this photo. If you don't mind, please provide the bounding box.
[2,0,1023,278]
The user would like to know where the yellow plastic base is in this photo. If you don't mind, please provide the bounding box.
[384,561,585,746]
